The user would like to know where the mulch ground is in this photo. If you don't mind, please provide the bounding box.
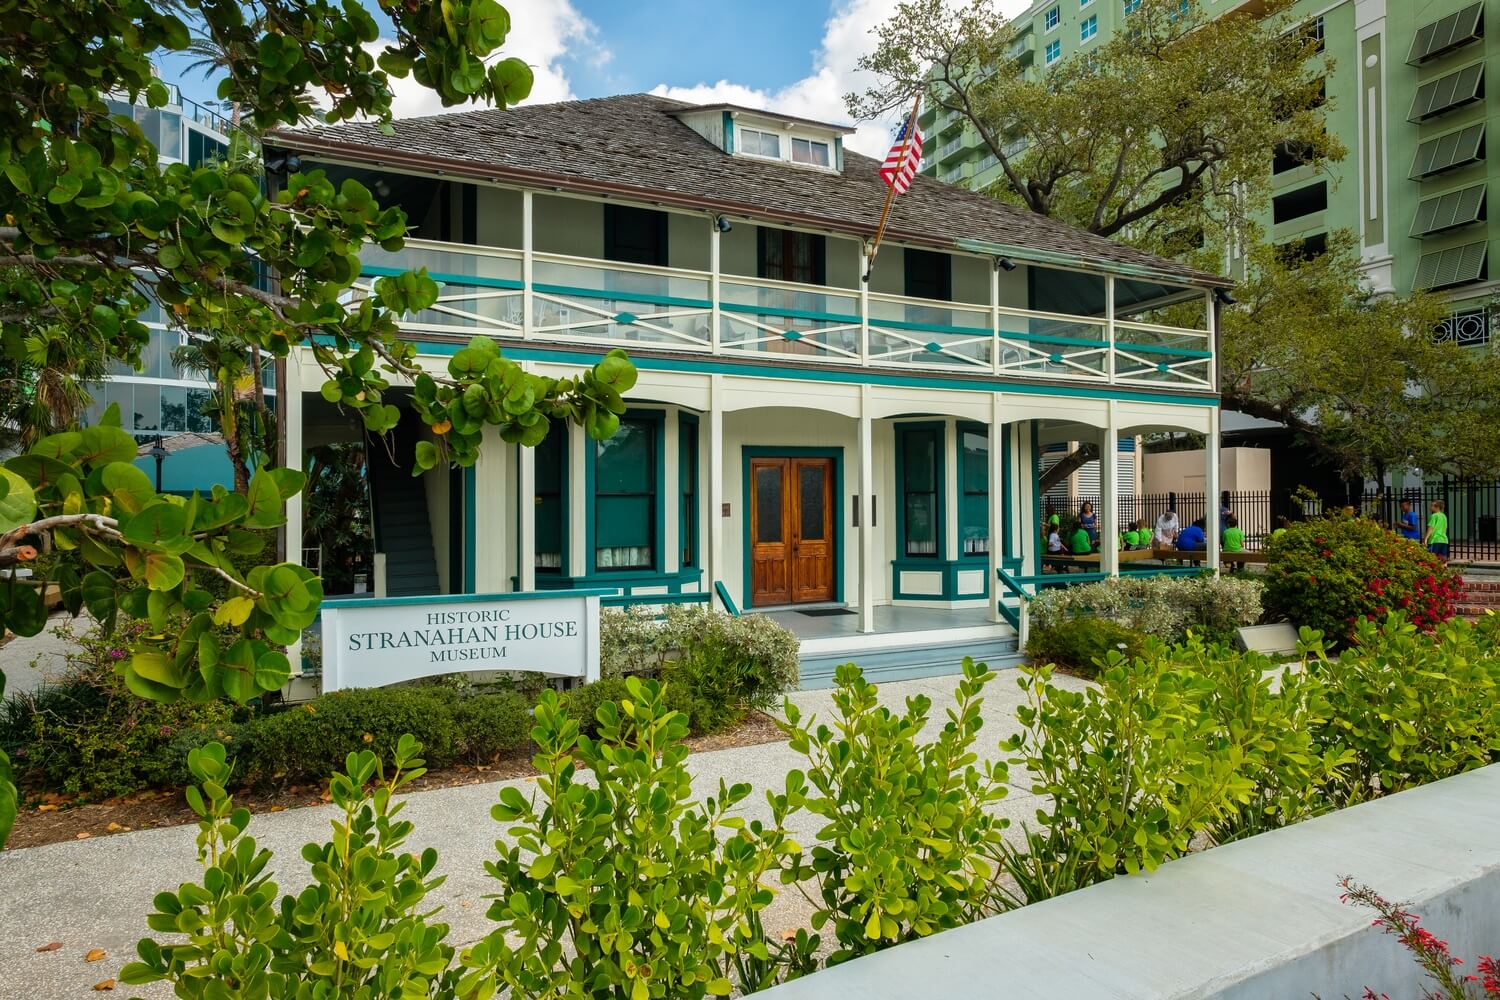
[4,710,785,850]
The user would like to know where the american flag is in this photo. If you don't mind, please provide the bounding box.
[879,112,923,194]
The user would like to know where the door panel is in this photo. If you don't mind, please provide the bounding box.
[791,459,834,602]
[749,456,835,607]
[750,460,791,606]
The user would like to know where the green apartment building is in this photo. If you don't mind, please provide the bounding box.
[922,0,1498,349]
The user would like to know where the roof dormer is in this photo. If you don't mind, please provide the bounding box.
[672,103,854,173]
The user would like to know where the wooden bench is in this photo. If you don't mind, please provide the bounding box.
[1151,546,1270,566]
[1042,547,1171,571]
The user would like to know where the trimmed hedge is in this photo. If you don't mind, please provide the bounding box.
[1025,617,1147,677]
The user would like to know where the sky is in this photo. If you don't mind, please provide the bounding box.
[159,0,1033,157]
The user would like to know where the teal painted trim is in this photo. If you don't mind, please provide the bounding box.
[714,580,741,616]
[1001,425,1015,560]
[1115,341,1213,359]
[463,467,476,594]
[585,409,668,576]
[719,300,862,325]
[740,446,845,610]
[533,427,569,584]
[323,588,615,610]
[1029,422,1041,578]
[890,559,990,601]
[361,264,524,290]
[528,568,705,594]
[722,111,734,155]
[873,315,993,337]
[533,282,712,311]
[381,340,1221,407]
[999,330,1107,350]
[893,422,946,568]
[604,592,710,608]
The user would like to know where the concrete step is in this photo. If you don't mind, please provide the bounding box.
[798,635,1022,690]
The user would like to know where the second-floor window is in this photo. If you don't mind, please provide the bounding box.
[1045,6,1059,30]
[758,227,827,285]
[1046,39,1061,63]
[1124,0,1141,12]
[791,137,831,166]
[904,248,952,301]
[1081,15,1098,41]
[604,204,668,266]
[738,127,781,159]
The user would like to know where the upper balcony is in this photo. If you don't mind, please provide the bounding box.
[332,176,1213,394]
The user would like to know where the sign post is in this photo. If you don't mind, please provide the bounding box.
[318,590,605,692]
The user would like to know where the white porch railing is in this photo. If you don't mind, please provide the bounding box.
[356,239,1215,391]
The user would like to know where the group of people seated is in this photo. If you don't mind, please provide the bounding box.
[1043,502,1251,558]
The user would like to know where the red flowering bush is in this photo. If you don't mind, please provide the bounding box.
[1263,515,1464,644]
[1341,876,1500,998]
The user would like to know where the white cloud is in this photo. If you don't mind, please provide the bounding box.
[382,0,607,119]
[648,0,1034,157]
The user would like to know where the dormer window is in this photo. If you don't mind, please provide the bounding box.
[739,127,781,158]
[792,138,831,167]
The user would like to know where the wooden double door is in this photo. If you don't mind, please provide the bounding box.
[750,456,834,606]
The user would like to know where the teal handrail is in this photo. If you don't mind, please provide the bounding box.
[714,580,741,617]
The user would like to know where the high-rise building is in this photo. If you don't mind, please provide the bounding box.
[82,85,249,490]
[921,0,1496,351]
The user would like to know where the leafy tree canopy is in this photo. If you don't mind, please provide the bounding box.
[0,0,639,843]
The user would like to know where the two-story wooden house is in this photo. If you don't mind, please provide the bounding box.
[268,94,1228,685]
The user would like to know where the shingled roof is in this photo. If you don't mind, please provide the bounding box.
[271,93,1226,287]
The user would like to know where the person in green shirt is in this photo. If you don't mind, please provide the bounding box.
[1222,513,1245,552]
[1425,499,1449,560]
[1122,524,1141,549]
[1069,525,1093,554]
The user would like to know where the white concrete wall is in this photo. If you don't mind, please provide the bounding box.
[758,764,1500,1000]
[1142,446,1271,495]
[532,194,600,259]
[475,186,521,249]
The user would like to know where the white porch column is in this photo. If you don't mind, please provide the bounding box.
[1100,400,1119,577]
[663,410,680,575]
[988,394,1004,623]
[521,189,534,340]
[708,374,727,606]
[1206,405,1222,573]
[858,244,870,365]
[990,260,1001,375]
[858,384,876,634]
[283,353,304,569]
[944,419,960,564]
[517,440,536,591]
[709,219,722,354]
[1105,275,1117,384]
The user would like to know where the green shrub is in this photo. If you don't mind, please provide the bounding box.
[452,691,532,763]
[0,623,236,800]
[600,605,800,734]
[461,680,811,997]
[123,737,456,997]
[235,687,461,784]
[780,659,1010,963]
[560,676,631,738]
[1307,614,1500,800]
[1027,573,1263,644]
[1262,515,1463,643]
[1025,617,1147,677]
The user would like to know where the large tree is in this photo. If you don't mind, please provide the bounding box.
[850,0,1337,257]
[852,0,1500,481]
[0,0,636,845]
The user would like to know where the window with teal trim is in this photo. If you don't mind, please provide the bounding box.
[1045,6,1059,30]
[1045,39,1061,64]
[595,418,655,570]
[1080,14,1097,41]
[900,426,940,557]
[680,417,698,567]
[1124,0,1141,11]
[535,430,565,572]
[960,425,989,557]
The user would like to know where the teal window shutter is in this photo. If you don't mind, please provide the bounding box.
[1410,123,1486,178]
[1410,183,1487,237]
[534,429,566,572]
[959,424,990,558]
[1414,240,1489,290]
[1408,62,1484,122]
[899,425,942,558]
[679,414,699,568]
[595,417,657,570]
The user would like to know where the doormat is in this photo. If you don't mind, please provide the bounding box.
[798,608,856,617]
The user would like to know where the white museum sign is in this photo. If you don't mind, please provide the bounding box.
[319,590,602,692]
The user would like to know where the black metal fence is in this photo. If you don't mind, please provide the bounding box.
[1045,479,1500,561]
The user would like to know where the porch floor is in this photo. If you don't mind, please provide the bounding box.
[761,605,1021,690]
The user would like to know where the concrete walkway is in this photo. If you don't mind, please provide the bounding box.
[1,612,91,697]
[0,669,1079,999]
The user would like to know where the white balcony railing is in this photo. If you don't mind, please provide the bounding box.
[353,239,1214,391]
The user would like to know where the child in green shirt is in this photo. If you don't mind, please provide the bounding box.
[1222,513,1245,553]
[1425,500,1449,560]
[1069,526,1093,554]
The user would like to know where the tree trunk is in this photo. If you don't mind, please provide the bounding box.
[1038,444,1100,495]
[218,365,249,493]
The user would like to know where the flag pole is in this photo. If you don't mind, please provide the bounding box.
[864,89,923,284]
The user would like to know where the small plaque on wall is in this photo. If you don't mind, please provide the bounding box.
[722,502,731,517]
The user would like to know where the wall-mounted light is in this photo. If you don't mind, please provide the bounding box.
[714,214,733,233]
[995,256,1017,272]
[373,179,391,198]
[1214,288,1237,306]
